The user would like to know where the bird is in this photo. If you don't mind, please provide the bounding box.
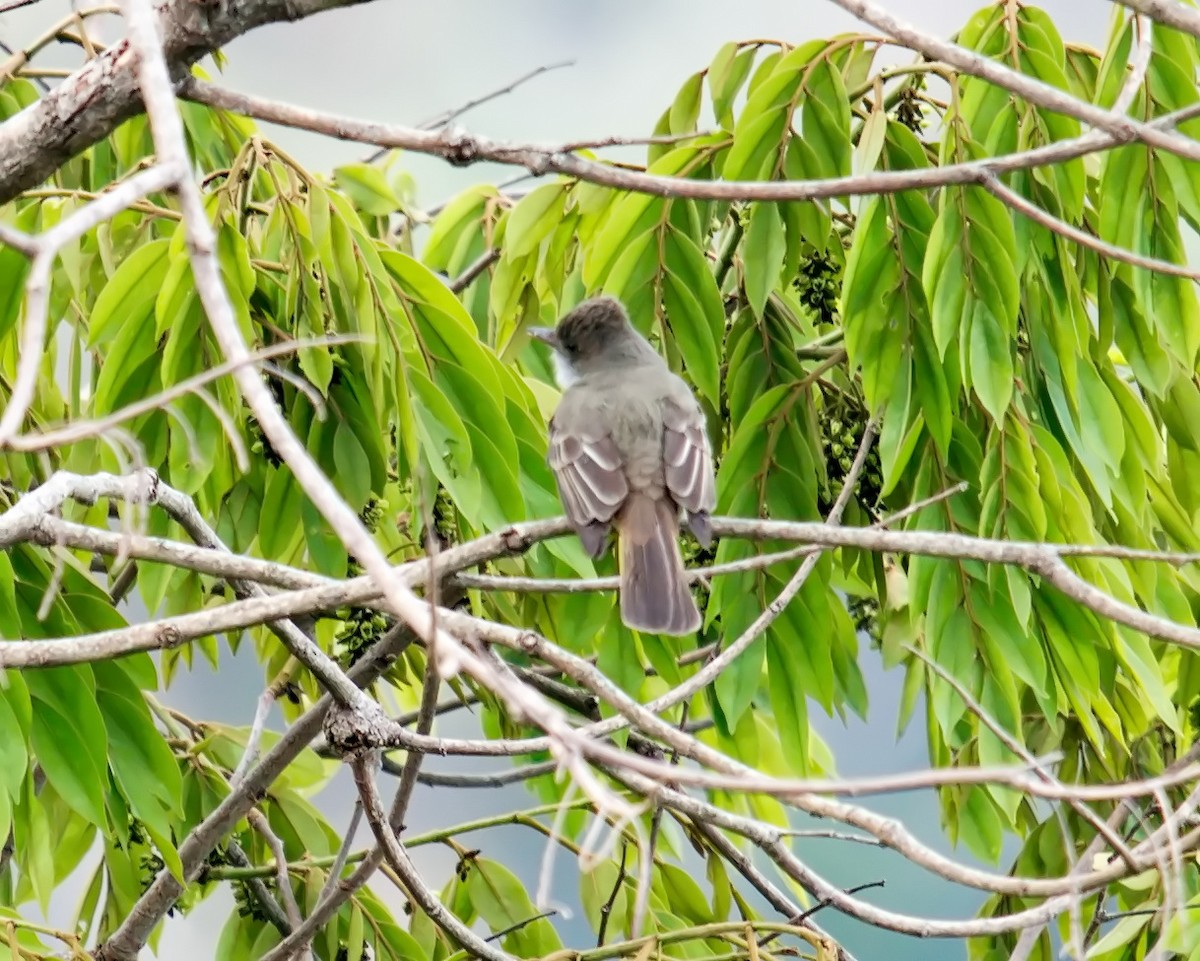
[530,296,716,635]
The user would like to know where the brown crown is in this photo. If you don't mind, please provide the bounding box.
[555,297,630,358]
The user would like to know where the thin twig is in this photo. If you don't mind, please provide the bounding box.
[904,642,1139,870]
[349,755,514,961]
[447,247,499,293]
[247,809,305,936]
[596,843,628,947]
[316,801,363,905]
[8,335,363,452]
[364,59,575,163]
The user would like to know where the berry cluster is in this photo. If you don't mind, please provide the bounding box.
[794,249,841,327]
[847,594,881,643]
[245,414,283,468]
[895,76,927,133]
[334,497,394,665]
[335,606,391,666]
[817,407,884,518]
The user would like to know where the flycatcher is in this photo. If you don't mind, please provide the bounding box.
[531,297,716,635]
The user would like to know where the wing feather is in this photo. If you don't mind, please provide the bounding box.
[663,397,716,546]
[662,399,716,515]
[548,416,628,555]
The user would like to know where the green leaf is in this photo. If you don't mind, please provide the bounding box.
[580,860,630,935]
[94,662,184,880]
[332,421,373,510]
[584,194,664,288]
[505,183,568,258]
[876,366,921,493]
[842,196,905,404]
[259,467,304,560]
[967,302,1014,420]
[26,667,107,827]
[801,58,851,179]
[0,552,21,639]
[0,674,29,800]
[424,185,496,269]
[154,250,196,340]
[595,611,650,692]
[709,42,759,129]
[724,110,788,181]
[741,203,786,319]
[346,905,364,961]
[467,859,563,955]
[0,209,34,345]
[660,863,712,925]
[924,206,967,358]
[91,282,161,415]
[1088,913,1151,958]
[913,325,951,455]
[766,632,809,771]
[601,228,658,305]
[668,71,704,134]
[960,786,1004,863]
[300,496,348,577]
[88,238,171,347]
[333,164,401,216]
[662,227,722,404]
[705,852,732,921]
[218,220,257,298]
[15,777,53,912]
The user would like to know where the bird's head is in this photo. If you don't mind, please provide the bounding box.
[530,297,657,385]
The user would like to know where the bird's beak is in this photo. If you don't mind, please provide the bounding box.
[529,326,559,349]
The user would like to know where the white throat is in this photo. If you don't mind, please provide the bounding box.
[551,351,580,389]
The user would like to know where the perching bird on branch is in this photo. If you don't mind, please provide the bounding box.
[531,297,716,635]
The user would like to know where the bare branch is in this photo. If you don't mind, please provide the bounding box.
[829,0,1200,160]
[316,800,362,904]
[349,755,515,961]
[0,220,38,255]
[230,669,294,789]
[0,0,380,205]
[983,173,1200,281]
[178,79,1200,203]
[9,490,1200,668]
[414,762,558,788]
[1113,0,1200,38]
[97,619,419,960]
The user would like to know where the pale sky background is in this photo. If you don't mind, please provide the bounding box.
[0,1,1112,958]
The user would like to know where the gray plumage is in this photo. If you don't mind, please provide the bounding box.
[532,297,716,635]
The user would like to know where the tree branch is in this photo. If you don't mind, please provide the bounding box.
[829,0,1200,161]
[175,78,1200,204]
[96,619,419,960]
[349,755,515,961]
[0,0,377,205]
[1113,0,1200,38]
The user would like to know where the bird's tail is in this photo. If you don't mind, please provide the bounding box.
[616,493,701,635]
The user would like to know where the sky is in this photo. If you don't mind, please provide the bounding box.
[210,0,1109,205]
[0,0,1115,957]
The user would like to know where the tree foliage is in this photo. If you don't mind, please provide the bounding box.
[1,2,1199,960]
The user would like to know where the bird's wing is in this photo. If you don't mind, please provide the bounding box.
[548,414,629,540]
[662,396,716,517]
